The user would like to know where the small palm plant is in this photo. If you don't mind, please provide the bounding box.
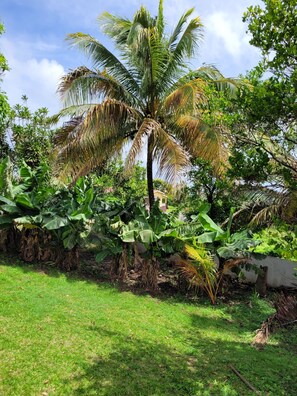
[55,0,242,210]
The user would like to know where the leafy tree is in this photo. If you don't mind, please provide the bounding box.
[0,22,10,160]
[92,159,147,203]
[0,22,9,77]
[55,0,240,209]
[186,158,235,221]
[243,0,296,77]
[220,2,297,226]
[238,1,297,177]
[9,98,54,168]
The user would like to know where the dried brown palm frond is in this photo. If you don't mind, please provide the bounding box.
[252,294,297,349]
[222,257,251,274]
[174,115,230,174]
[125,118,159,170]
[163,78,207,116]
[249,189,297,226]
[152,127,190,183]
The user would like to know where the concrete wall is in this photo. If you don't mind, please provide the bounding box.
[241,255,297,289]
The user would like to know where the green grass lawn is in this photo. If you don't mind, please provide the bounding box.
[0,254,296,396]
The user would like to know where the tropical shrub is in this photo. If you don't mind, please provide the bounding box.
[252,224,297,261]
[0,159,99,269]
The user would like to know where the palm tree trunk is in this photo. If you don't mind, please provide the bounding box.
[147,135,154,211]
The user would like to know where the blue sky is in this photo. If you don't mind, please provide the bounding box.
[0,0,262,114]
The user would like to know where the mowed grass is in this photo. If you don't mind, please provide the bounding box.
[0,255,296,396]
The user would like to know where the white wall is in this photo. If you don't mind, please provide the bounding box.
[242,255,297,289]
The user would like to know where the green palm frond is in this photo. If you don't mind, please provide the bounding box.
[156,0,165,36]
[98,13,132,47]
[168,8,196,50]
[193,66,248,95]
[160,15,203,90]
[66,33,140,97]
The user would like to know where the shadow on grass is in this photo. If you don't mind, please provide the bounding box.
[0,252,275,311]
[68,318,297,396]
[0,252,113,286]
[68,327,242,396]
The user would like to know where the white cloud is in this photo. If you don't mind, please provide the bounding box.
[206,12,242,59]
[1,38,65,114]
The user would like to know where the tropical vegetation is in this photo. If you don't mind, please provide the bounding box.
[54,0,243,210]
[0,1,296,393]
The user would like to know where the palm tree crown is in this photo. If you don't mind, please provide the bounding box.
[56,0,239,209]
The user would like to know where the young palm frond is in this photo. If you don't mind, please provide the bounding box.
[175,244,217,304]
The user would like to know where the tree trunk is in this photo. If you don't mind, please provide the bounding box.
[255,265,268,297]
[147,134,154,211]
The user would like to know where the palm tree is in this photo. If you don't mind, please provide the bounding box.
[55,0,240,209]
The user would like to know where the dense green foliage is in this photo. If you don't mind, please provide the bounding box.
[239,0,297,179]
[0,22,11,160]
[252,224,297,261]
[10,100,54,167]
[0,0,296,302]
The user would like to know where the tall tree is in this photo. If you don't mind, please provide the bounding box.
[56,1,240,209]
[9,99,54,168]
[0,22,10,160]
[239,0,297,176]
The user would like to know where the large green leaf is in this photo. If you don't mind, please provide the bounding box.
[139,229,157,244]
[197,231,217,244]
[68,213,88,221]
[44,216,69,230]
[19,163,33,180]
[198,213,224,234]
[63,233,78,249]
[0,214,14,225]
[96,250,110,263]
[121,229,135,243]
[84,187,94,206]
[0,196,15,206]
[0,204,21,214]
[15,194,35,209]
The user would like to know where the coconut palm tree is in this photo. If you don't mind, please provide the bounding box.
[55,0,240,209]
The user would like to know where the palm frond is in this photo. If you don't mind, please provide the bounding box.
[174,115,230,174]
[66,33,140,97]
[60,70,140,109]
[175,244,217,304]
[152,127,190,183]
[54,99,141,181]
[193,65,250,96]
[98,12,132,47]
[162,78,207,116]
[125,118,158,170]
[160,15,203,90]
[168,8,195,50]
[156,0,165,37]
